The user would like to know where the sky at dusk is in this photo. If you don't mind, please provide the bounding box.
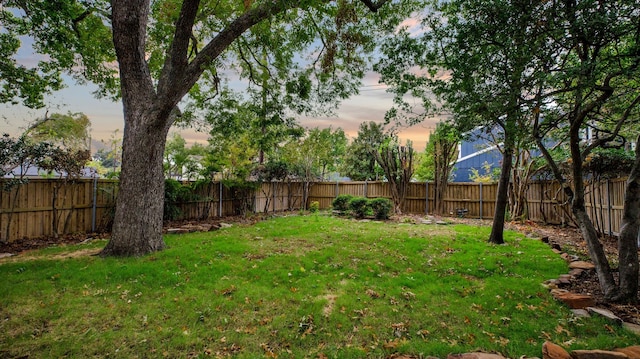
[0,15,439,152]
[0,72,439,152]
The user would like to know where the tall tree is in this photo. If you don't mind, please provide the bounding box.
[3,0,413,256]
[340,121,386,180]
[427,122,459,215]
[376,0,553,244]
[24,112,92,152]
[163,133,189,179]
[533,0,640,303]
[373,135,415,214]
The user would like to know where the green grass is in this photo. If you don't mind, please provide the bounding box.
[0,214,636,358]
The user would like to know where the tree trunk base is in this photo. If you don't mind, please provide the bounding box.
[100,237,166,257]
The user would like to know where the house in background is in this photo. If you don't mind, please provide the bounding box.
[3,165,98,179]
[450,124,637,183]
[451,127,502,182]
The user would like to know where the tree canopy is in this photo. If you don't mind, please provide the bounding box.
[376,0,640,302]
[0,0,419,256]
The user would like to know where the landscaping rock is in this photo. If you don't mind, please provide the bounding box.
[557,274,572,285]
[568,261,595,270]
[219,222,232,228]
[570,349,628,359]
[190,224,212,232]
[586,307,623,325]
[436,220,449,225]
[447,353,506,359]
[569,268,584,277]
[615,346,640,359]
[571,309,590,318]
[560,253,579,262]
[542,341,571,359]
[543,282,559,290]
[545,279,560,286]
[622,322,640,335]
[166,228,190,234]
[0,253,14,259]
[550,289,595,309]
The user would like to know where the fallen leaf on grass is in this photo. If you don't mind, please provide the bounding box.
[391,322,408,338]
[604,324,615,333]
[555,324,570,335]
[401,290,415,300]
[383,338,404,349]
[219,285,236,296]
[366,289,381,298]
[261,343,277,358]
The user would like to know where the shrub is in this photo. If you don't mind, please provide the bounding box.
[348,197,370,219]
[332,194,353,212]
[309,201,320,213]
[164,179,193,221]
[369,198,392,220]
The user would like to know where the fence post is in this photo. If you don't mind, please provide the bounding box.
[91,176,98,232]
[607,179,612,236]
[335,181,339,199]
[364,181,368,198]
[219,181,223,217]
[479,182,483,220]
[272,182,276,213]
[425,182,429,214]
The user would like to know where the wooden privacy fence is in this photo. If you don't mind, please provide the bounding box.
[308,179,627,236]
[0,179,306,242]
[171,181,305,221]
[0,178,118,243]
[0,177,630,242]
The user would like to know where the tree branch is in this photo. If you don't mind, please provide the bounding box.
[111,0,155,102]
[358,0,391,13]
[583,92,640,156]
[157,0,201,97]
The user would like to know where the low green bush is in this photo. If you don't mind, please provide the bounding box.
[309,201,320,213]
[164,179,193,220]
[332,194,353,212]
[348,197,370,219]
[369,197,393,219]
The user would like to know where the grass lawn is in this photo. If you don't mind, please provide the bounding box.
[0,214,636,358]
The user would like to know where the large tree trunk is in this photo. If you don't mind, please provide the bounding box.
[616,134,640,303]
[572,183,619,299]
[100,111,171,256]
[101,0,393,256]
[100,0,170,256]
[489,130,514,244]
[567,125,620,300]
